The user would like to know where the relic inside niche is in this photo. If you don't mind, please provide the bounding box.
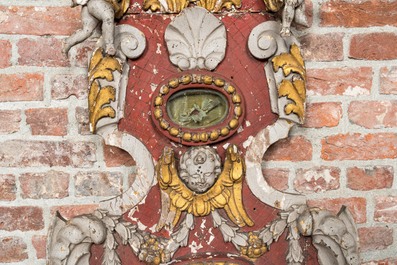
[167,89,228,129]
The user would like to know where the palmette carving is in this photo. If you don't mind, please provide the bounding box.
[165,7,226,71]
[47,2,361,264]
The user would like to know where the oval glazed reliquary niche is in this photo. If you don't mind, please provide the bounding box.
[46,0,361,264]
[151,73,245,146]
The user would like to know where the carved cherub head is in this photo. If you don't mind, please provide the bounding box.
[179,146,222,193]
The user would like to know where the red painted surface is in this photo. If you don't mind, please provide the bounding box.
[119,12,278,159]
[89,7,319,265]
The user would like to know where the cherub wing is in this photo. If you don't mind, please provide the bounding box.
[206,145,254,227]
[156,147,194,231]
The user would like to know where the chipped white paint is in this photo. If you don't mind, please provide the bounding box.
[245,119,306,210]
[150,83,158,92]
[222,142,230,150]
[242,135,254,149]
[97,125,156,215]
[343,86,370,96]
[304,168,335,183]
[34,6,47,12]
[207,228,215,245]
[188,241,203,253]
[156,43,162,54]
[127,215,148,231]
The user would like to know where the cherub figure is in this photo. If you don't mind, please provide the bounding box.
[63,0,129,56]
[281,0,308,36]
[263,0,308,36]
[179,146,222,193]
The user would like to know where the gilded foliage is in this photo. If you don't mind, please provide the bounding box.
[157,145,253,231]
[143,0,240,12]
[272,44,306,123]
[262,0,284,12]
[88,48,122,133]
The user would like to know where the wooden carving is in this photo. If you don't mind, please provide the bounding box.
[47,1,359,265]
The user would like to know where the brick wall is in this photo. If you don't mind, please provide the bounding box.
[0,0,396,264]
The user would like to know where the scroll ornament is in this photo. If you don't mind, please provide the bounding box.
[47,2,359,265]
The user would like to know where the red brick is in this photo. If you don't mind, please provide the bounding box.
[0,6,81,35]
[374,196,397,223]
[308,197,366,223]
[303,102,342,128]
[104,144,136,167]
[262,168,289,191]
[347,166,393,191]
[74,171,123,197]
[321,133,397,161]
[17,37,69,67]
[320,0,397,28]
[26,108,68,136]
[0,73,44,102]
[362,258,397,265]
[295,0,313,30]
[32,235,46,259]
[51,204,98,220]
[294,166,340,194]
[0,206,44,231]
[358,226,393,252]
[0,140,96,167]
[70,40,97,67]
[0,174,16,201]
[0,237,28,263]
[300,33,344,61]
[0,40,11,69]
[349,101,397,129]
[350,33,397,60]
[0,110,21,134]
[75,107,90,135]
[264,136,312,161]
[51,74,88,100]
[20,171,69,199]
[380,67,397,95]
[307,67,372,96]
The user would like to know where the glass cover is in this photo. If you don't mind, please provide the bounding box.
[166,89,229,129]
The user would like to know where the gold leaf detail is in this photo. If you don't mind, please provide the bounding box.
[262,0,284,12]
[157,145,253,229]
[272,44,305,80]
[143,0,240,12]
[278,80,305,122]
[88,48,122,133]
[272,44,306,123]
[240,232,268,259]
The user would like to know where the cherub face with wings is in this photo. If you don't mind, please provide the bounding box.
[179,147,222,193]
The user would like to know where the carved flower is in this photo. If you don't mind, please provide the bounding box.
[240,232,268,259]
[138,234,165,265]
